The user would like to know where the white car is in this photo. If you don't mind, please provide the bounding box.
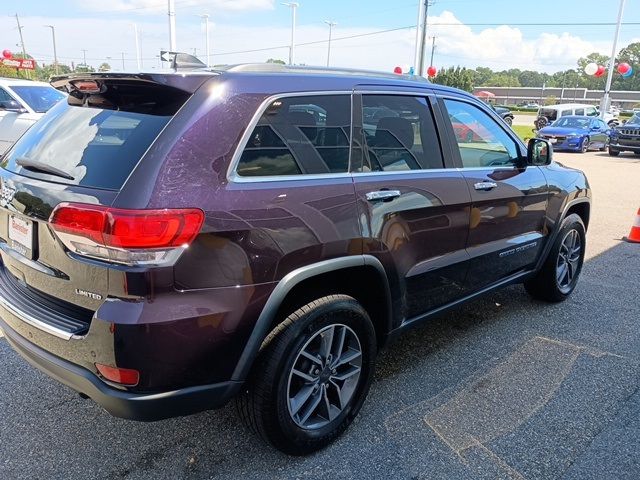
[535,103,618,129]
[0,78,66,155]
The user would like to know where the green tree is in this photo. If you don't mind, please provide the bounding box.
[433,66,474,92]
[473,67,493,86]
[35,63,72,81]
[98,62,111,72]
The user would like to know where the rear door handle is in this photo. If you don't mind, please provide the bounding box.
[474,181,498,191]
[365,190,401,201]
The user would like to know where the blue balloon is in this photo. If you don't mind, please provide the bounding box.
[622,67,633,78]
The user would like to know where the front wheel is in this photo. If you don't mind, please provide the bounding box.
[580,136,590,153]
[504,116,513,126]
[599,138,609,152]
[525,214,586,302]
[609,148,620,157]
[236,295,376,455]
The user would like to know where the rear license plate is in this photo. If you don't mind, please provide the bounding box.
[8,215,34,258]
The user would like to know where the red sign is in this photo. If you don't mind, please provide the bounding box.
[0,58,36,70]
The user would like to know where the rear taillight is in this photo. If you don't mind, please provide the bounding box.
[49,203,204,266]
[95,363,140,386]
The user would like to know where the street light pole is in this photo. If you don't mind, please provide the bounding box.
[413,0,432,76]
[44,25,58,75]
[14,13,29,78]
[121,52,126,70]
[133,23,141,70]
[601,0,626,119]
[168,0,177,51]
[429,35,436,67]
[324,20,336,67]
[282,2,299,65]
[197,14,211,67]
[81,49,88,68]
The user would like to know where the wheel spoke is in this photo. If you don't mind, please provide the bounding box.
[330,379,346,409]
[322,385,335,421]
[332,326,347,360]
[332,365,361,382]
[556,263,569,285]
[298,387,324,425]
[334,348,362,368]
[319,325,335,359]
[289,384,317,416]
[300,349,323,366]
[292,368,316,383]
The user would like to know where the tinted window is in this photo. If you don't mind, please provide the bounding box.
[444,99,519,168]
[0,88,14,103]
[9,86,65,113]
[586,107,598,116]
[237,95,351,177]
[359,95,443,172]
[561,109,572,117]
[575,108,585,116]
[2,101,171,190]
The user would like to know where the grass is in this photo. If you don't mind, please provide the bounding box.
[511,124,536,142]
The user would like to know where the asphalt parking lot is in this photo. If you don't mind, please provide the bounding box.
[1,150,639,480]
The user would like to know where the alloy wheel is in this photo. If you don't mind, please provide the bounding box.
[286,324,362,430]
[556,229,582,294]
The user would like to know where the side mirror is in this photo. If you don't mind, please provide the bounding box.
[0,100,27,114]
[591,126,599,131]
[527,138,552,166]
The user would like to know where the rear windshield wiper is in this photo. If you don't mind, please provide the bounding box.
[15,157,75,181]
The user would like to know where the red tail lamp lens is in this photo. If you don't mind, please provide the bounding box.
[95,363,140,386]
[49,203,204,249]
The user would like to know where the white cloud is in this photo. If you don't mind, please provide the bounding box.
[76,0,275,14]
[0,10,622,74]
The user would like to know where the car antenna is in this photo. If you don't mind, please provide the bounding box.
[170,52,207,72]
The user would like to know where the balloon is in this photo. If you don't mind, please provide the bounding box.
[617,62,631,75]
[584,62,598,75]
[594,65,606,77]
[393,66,402,74]
[622,67,633,78]
[2,49,11,59]
[427,65,437,77]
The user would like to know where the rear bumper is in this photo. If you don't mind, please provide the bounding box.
[0,316,242,421]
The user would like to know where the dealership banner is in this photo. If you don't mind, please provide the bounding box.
[0,58,36,70]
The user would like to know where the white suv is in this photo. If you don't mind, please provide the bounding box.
[0,78,66,154]
[535,103,618,130]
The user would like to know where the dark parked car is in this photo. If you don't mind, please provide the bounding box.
[0,62,591,455]
[609,112,640,156]
[487,103,514,126]
[537,115,610,153]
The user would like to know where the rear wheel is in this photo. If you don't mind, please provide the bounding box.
[609,149,620,157]
[599,138,609,152]
[580,136,590,153]
[236,295,376,455]
[525,214,585,302]
[504,116,513,126]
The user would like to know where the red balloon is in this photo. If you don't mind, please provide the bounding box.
[2,49,12,59]
[594,65,606,77]
[617,62,631,75]
[393,66,403,74]
[427,65,437,77]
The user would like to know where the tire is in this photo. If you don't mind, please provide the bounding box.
[534,117,548,130]
[580,137,589,153]
[524,214,586,302]
[504,116,513,126]
[599,138,609,152]
[609,149,620,157]
[236,295,376,455]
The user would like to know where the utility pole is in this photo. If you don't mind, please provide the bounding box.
[168,0,177,51]
[282,2,298,65]
[14,13,29,78]
[429,35,436,67]
[81,49,88,67]
[601,0,626,118]
[133,23,141,70]
[44,25,59,75]
[121,52,126,70]
[413,0,433,76]
[324,20,337,67]
[197,14,211,67]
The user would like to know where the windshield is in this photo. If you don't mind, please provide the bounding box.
[552,117,591,129]
[8,85,65,113]
[628,113,640,124]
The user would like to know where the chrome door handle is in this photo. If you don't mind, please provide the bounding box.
[365,190,401,201]
[474,181,498,191]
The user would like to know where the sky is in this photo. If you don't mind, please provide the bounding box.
[1,0,639,74]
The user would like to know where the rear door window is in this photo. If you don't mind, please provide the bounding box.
[8,86,65,113]
[358,94,444,172]
[236,95,351,177]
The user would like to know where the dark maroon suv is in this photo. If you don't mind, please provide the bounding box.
[0,63,590,455]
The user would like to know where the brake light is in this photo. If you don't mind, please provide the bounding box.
[49,203,204,266]
[95,363,140,386]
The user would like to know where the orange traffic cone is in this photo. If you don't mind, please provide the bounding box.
[624,208,640,243]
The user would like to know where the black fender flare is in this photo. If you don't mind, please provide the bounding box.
[231,255,392,382]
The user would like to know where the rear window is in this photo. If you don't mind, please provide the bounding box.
[1,82,189,190]
[9,85,65,113]
[539,108,557,120]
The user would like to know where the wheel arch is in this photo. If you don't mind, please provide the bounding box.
[231,255,392,382]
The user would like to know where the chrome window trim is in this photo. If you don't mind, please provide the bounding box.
[227,90,354,184]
